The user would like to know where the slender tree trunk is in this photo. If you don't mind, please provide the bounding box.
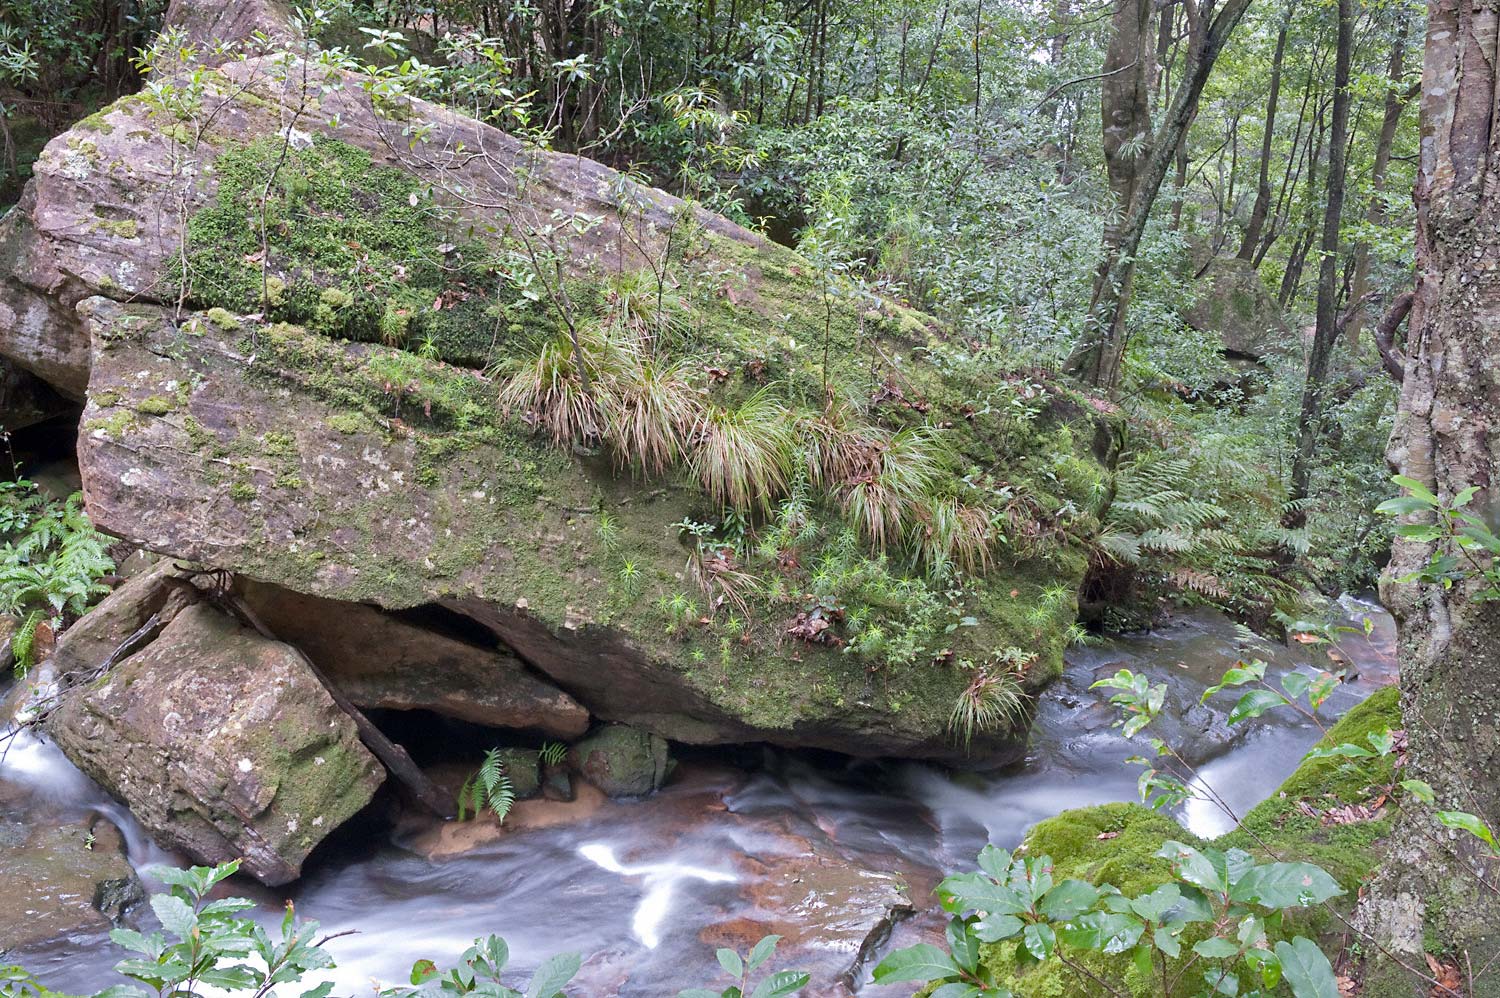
[1067,0,1256,390]
[1288,0,1354,514]
[1358,1,1500,987]
[1345,21,1415,347]
[1237,12,1289,260]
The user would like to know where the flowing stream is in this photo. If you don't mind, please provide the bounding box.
[1,597,1395,996]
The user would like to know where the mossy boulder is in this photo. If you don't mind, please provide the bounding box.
[1184,257,1291,361]
[570,724,672,798]
[494,748,542,800]
[10,48,1113,764]
[46,573,385,885]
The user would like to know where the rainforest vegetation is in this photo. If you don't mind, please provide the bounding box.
[1,0,1498,995]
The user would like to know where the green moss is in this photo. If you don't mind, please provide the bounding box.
[92,218,139,240]
[230,482,257,502]
[977,690,1403,997]
[84,411,136,439]
[205,307,240,330]
[135,395,175,416]
[327,412,366,435]
[178,136,508,366]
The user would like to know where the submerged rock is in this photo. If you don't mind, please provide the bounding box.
[0,816,143,952]
[46,575,385,885]
[571,724,671,798]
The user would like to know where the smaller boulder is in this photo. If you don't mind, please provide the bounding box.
[493,748,540,800]
[542,765,575,803]
[0,816,143,951]
[47,596,385,885]
[569,724,671,798]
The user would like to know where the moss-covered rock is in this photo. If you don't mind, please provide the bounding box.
[46,571,385,885]
[976,688,1402,996]
[11,49,1114,764]
[570,723,671,798]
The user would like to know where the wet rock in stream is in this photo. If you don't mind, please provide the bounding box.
[0,817,143,953]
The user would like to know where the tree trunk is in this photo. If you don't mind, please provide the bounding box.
[1358,1,1500,990]
[1287,0,1354,513]
[1237,11,1289,260]
[1345,21,1415,347]
[1066,0,1254,390]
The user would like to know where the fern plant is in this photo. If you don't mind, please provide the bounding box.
[0,480,114,675]
[457,748,516,822]
[538,741,567,767]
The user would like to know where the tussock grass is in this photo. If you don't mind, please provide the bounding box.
[689,388,797,513]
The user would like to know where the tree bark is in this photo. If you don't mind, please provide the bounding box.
[1287,0,1355,514]
[1066,0,1255,391]
[1236,10,1289,260]
[1358,0,1500,988]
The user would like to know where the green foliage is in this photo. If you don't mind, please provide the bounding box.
[103,859,335,997]
[0,479,114,673]
[948,665,1027,749]
[386,937,579,998]
[678,935,809,998]
[874,841,1341,998]
[538,741,567,767]
[457,748,516,823]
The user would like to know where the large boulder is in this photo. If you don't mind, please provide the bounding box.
[6,49,1110,764]
[1184,257,1291,361]
[46,570,385,885]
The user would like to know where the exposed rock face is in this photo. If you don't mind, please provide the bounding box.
[46,570,385,885]
[235,580,589,738]
[570,724,672,798]
[0,817,143,951]
[161,0,300,57]
[1184,257,1290,360]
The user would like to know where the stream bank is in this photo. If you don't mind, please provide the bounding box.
[1,597,1395,996]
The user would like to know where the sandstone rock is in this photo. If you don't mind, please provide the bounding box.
[1184,257,1291,361]
[0,816,143,951]
[161,0,300,58]
[571,724,671,798]
[235,580,589,738]
[542,766,576,803]
[47,598,385,885]
[5,48,1108,764]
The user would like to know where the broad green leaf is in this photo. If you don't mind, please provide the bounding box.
[871,944,960,984]
[746,935,780,972]
[717,949,745,979]
[946,919,979,973]
[410,959,439,985]
[748,971,810,998]
[1192,937,1240,959]
[929,984,988,998]
[1400,779,1435,804]
[1129,884,1182,923]
[1230,862,1343,908]
[528,951,582,998]
[1280,671,1311,701]
[1156,841,1228,895]
[149,894,196,940]
[1039,879,1100,920]
[1228,689,1289,725]
[1058,911,1143,954]
[972,913,1024,943]
[1437,811,1499,850]
[1275,937,1339,998]
[1305,742,1377,761]
[1022,922,1056,961]
[1391,476,1437,503]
